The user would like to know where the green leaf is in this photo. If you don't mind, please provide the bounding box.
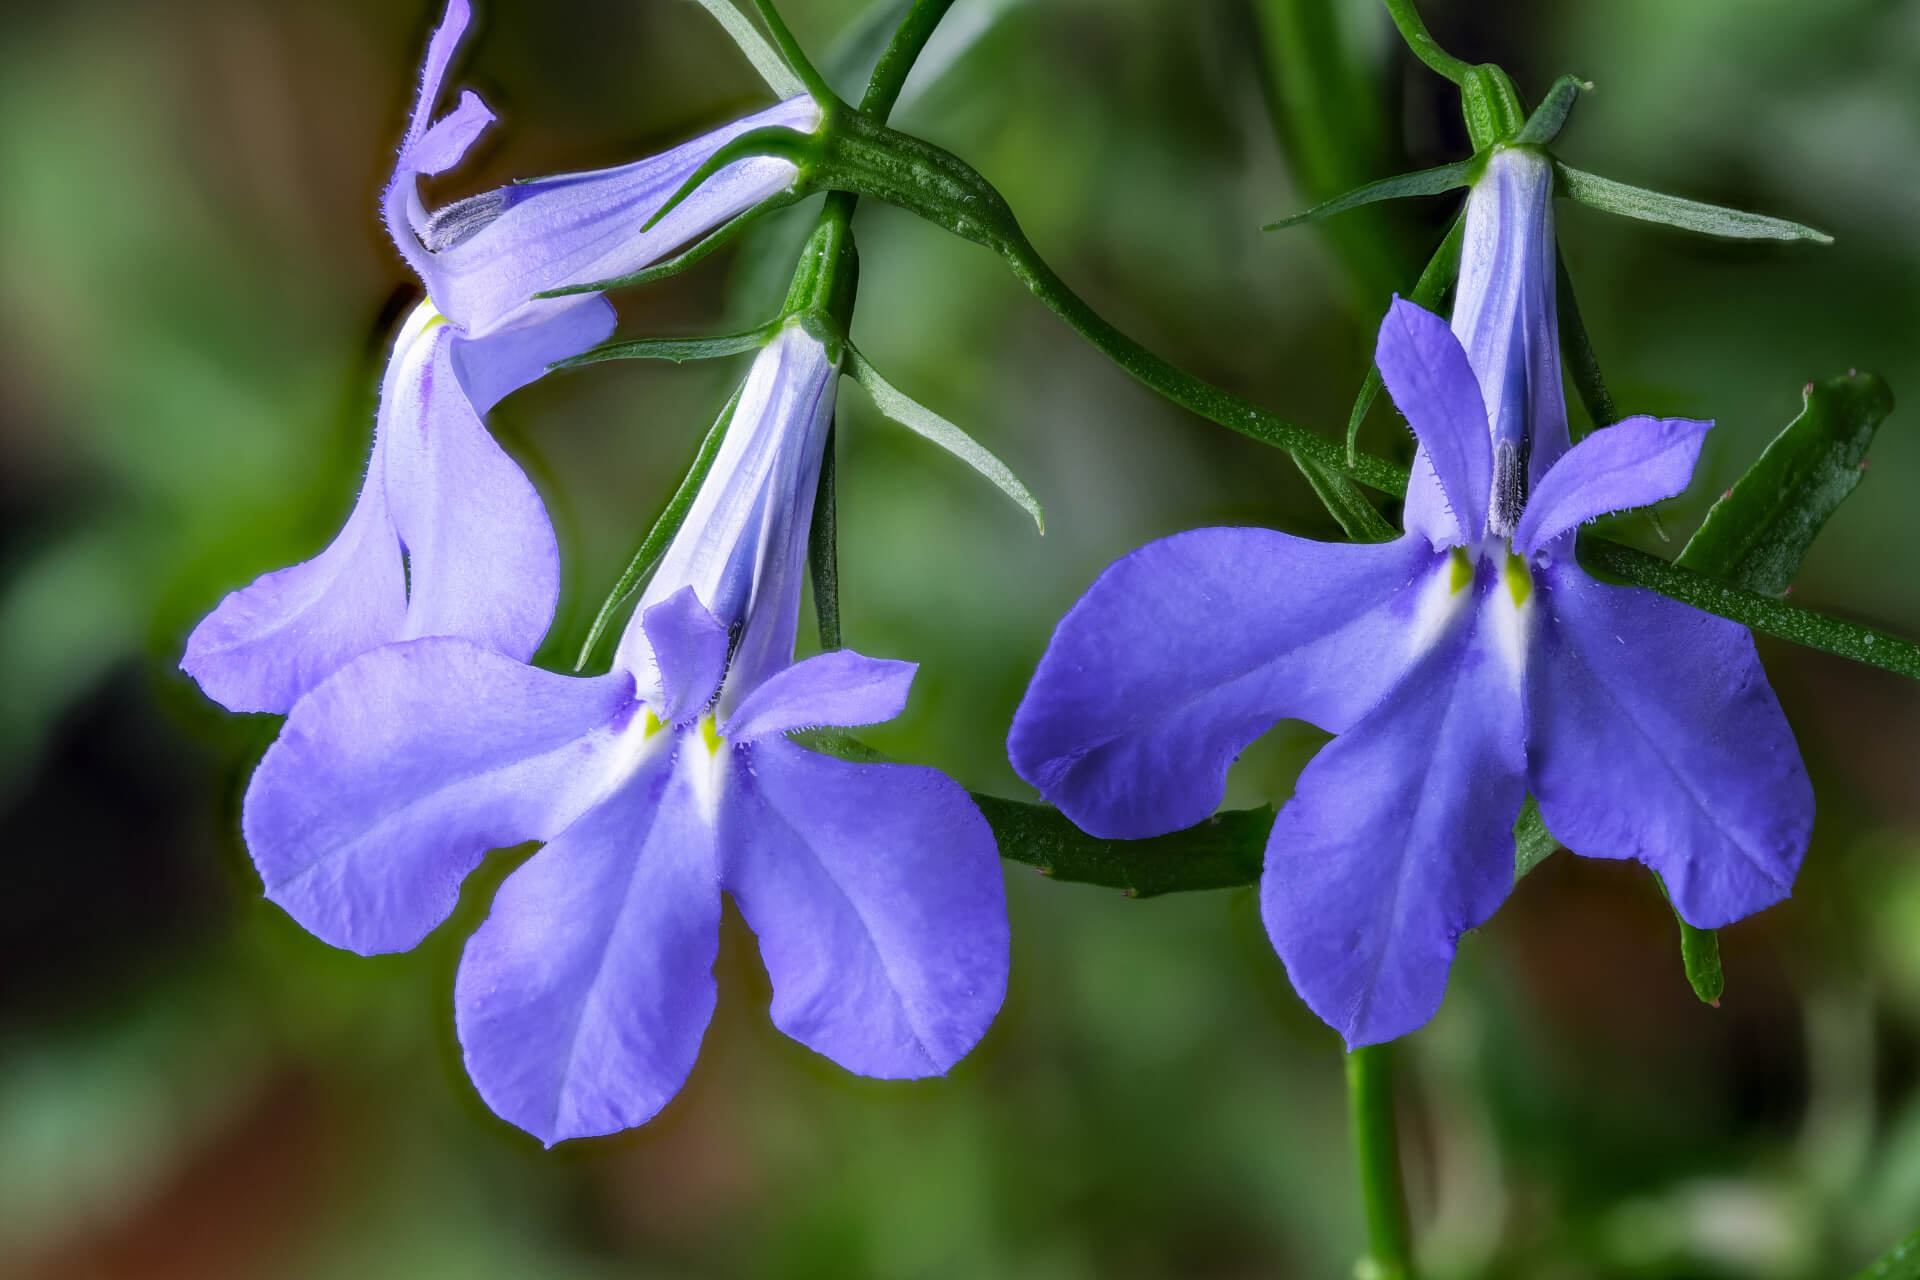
[688,0,808,99]
[1294,454,1396,543]
[1855,1228,1920,1280]
[1676,371,1894,596]
[1555,162,1832,243]
[1346,210,1466,463]
[573,386,742,671]
[1581,538,1920,680]
[1555,250,1617,434]
[807,418,841,650]
[1677,915,1724,1006]
[1512,74,1589,147]
[1263,159,1474,231]
[555,323,776,370]
[845,343,1044,531]
[977,796,1271,898]
[1513,798,1558,880]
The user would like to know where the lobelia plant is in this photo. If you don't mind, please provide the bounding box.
[180,0,819,714]
[172,0,1920,1271]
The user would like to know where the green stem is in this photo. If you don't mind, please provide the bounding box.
[1000,233,1408,491]
[1347,1045,1417,1279]
[1377,0,1469,85]
[801,0,959,644]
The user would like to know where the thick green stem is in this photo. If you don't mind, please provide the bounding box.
[858,0,955,116]
[1347,1045,1417,1279]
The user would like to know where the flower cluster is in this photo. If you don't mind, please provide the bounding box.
[1010,146,1812,1046]
[184,0,1824,1147]
[185,1,1005,1144]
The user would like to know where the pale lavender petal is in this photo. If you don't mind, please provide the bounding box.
[451,294,616,415]
[383,1,489,281]
[616,323,835,705]
[385,321,558,660]
[1376,297,1492,543]
[456,739,720,1145]
[722,650,916,743]
[1452,146,1570,487]
[1009,528,1444,839]
[1512,416,1713,555]
[180,433,403,714]
[1526,562,1811,928]
[721,737,1008,1077]
[242,637,635,955]
[421,97,822,337]
[638,588,729,723]
[1262,589,1527,1047]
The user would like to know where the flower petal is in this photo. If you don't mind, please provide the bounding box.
[422,97,822,337]
[242,637,635,954]
[1512,416,1713,555]
[456,739,720,1145]
[616,323,836,703]
[383,1,488,281]
[1452,147,1570,485]
[451,294,617,415]
[180,434,404,714]
[721,737,1008,1077]
[722,650,916,743]
[1376,297,1493,543]
[385,324,558,660]
[638,587,730,723]
[1008,528,1444,839]
[1526,562,1812,928]
[1262,591,1526,1048]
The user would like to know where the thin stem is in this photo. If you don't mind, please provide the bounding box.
[1378,0,1469,84]
[1347,1045,1417,1279]
[858,0,956,116]
[999,233,1408,492]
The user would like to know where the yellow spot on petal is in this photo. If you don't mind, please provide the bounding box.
[642,709,664,739]
[1504,553,1533,608]
[699,714,725,755]
[1448,547,1474,595]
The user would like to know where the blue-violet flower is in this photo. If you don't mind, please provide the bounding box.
[1008,148,1812,1047]
[182,0,820,713]
[243,320,1010,1143]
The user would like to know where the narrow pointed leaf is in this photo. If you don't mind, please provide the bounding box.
[1676,371,1894,596]
[641,126,816,234]
[1555,250,1617,434]
[1347,210,1466,462]
[1514,74,1590,147]
[1513,797,1558,880]
[1295,454,1397,542]
[846,344,1044,531]
[1555,162,1832,243]
[807,418,841,650]
[1265,159,1473,231]
[556,323,777,369]
[688,0,808,98]
[1855,1229,1920,1280]
[975,796,1271,898]
[574,387,743,671]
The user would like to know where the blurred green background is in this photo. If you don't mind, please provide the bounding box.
[2,0,1917,1275]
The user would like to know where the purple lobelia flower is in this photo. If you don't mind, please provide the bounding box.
[181,0,820,714]
[241,320,1009,1144]
[1009,147,1812,1048]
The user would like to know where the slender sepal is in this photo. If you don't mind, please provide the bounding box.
[1555,162,1832,243]
[1264,159,1474,231]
